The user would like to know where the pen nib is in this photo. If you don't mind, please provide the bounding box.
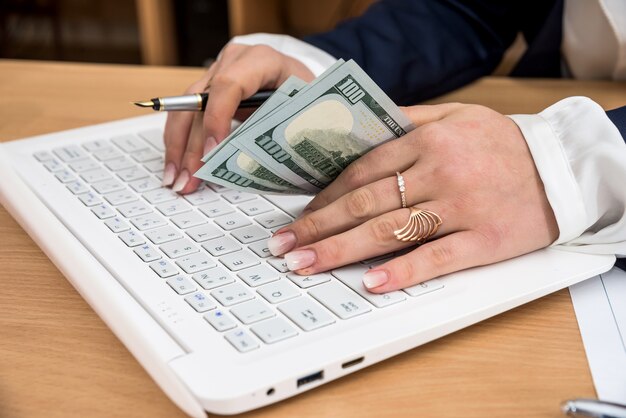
[133,100,155,108]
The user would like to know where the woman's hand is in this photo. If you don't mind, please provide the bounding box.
[267,103,560,292]
[162,43,315,194]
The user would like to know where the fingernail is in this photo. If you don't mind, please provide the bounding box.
[203,136,217,155]
[172,169,189,193]
[284,249,316,271]
[162,162,177,186]
[363,270,389,289]
[267,231,296,256]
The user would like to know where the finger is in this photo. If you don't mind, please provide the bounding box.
[363,230,494,293]
[401,102,467,126]
[172,114,216,194]
[281,201,455,275]
[303,135,419,214]
[163,67,217,186]
[271,166,437,255]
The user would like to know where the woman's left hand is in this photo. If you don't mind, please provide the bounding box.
[266,103,560,292]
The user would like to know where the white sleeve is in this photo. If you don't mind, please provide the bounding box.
[229,33,337,77]
[509,97,626,257]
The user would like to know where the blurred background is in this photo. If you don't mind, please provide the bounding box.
[0,0,374,67]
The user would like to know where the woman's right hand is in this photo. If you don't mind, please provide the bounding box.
[162,43,315,194]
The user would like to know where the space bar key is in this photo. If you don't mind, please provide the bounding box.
[308,281,371,320]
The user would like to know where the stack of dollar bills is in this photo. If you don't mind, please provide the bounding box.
[195,59,414,195]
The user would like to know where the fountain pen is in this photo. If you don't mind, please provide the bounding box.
[133,90,275,111]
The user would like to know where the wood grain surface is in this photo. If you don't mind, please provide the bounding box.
[1,60,624,418]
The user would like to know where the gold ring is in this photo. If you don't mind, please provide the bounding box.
[394,207,442,242]
[396,172,407,208]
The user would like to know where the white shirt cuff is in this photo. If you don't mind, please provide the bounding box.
[510,97,626,257]
[230,33,337,77]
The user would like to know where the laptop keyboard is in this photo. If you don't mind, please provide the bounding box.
[33,130,444,353]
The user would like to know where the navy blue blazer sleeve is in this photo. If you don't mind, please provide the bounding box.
[304,0,558,105]
[607,106,626,144]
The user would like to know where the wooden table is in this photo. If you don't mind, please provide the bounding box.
[1,60,624,418]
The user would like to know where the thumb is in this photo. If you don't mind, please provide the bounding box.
[401,103,467,126]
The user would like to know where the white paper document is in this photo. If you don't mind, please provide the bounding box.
[570,267,626,402]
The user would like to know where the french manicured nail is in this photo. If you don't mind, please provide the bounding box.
[284,249,316,271]
[162,162,177,186]
[203,136,217,155]
[172,169,189,193]
[267,231,296,256]
[363,270,389,289]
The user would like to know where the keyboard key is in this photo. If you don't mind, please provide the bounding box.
[219,250,259,271]
[171,211,206,229]
[231,225,270,244]
[402,279,444,297]
[175,252,217,274]
[104,216,130,233]
[149,259,178,278]
[91,204,116,219]
[237,199,274,216]
[80,168,111,183]
[131,148,160,162]
[112,134,148,153]
[129,177,161,193]
[278,297,335,331]
[92,179,124,194]
[287,272,332,289]
[257,280,301,304]
[214,212,252,231]
[308,282,371,320]
[137,129,165,152]
[117,201,152,218]
[43,158,63,172]
[166,276,197,295]
[204,309,237,331]
[54,170,76,183]
[156,200,191,217]
[142,187,178,204]
[133,244,161,262]
[104,156,135,171]
[198,201,234,218]
[78,192,102,207]
[66,180,89,195]
[230,299,275,324]
[332,265,406,308]
[255,211,292,229]
[267,257,288,273]
[82,139,109,152]
[224,329,259,352]
[248,240,271,258]
[237,265,279,287]
[192,266,234,290]
[202,236,241,256]
[92,147,122,161]
[263,195,311,218]
[142,158,164,173]
[159,238,198,259]
[118,230,145,247]
[68,158,99,172]
[186,224,223,242]
[183,187,219,205]
[185,292,216,313]
[251,317,298,344]
[222,190,256,204]
[103,189,137,206]
[206,182,228,193]
[211,282,254,306]
[117,166,149,182]
[130,213,167,230]
[145,226,182,244]
[33,150,54,161]
[53,145,87,162]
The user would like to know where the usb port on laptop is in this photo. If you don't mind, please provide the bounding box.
[297,371,324,388]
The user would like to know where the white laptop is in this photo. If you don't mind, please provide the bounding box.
[0,113,614,417]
